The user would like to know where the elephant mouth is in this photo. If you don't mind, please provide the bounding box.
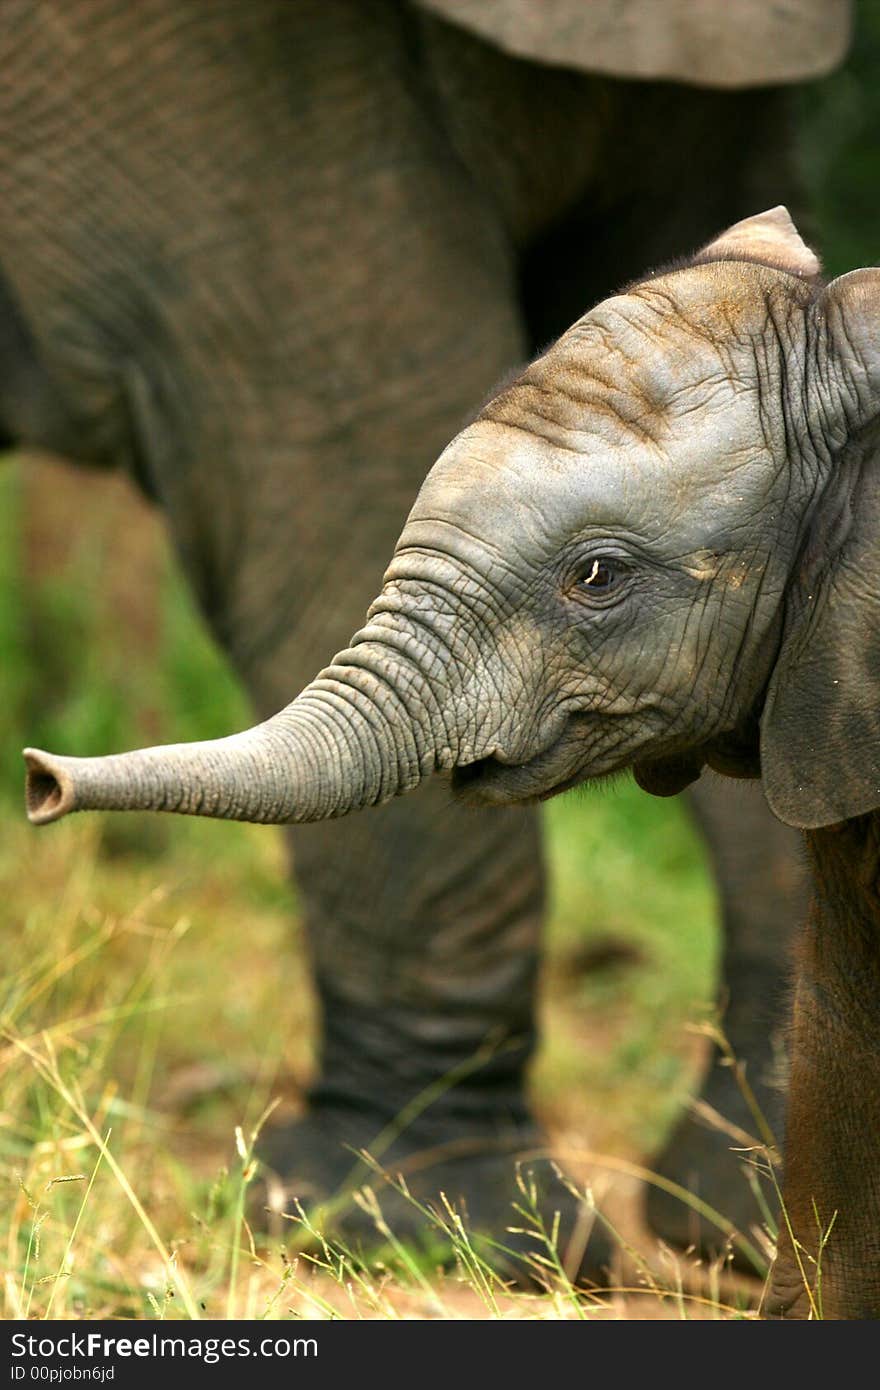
[451,717,597,806]
[451,719,722,807]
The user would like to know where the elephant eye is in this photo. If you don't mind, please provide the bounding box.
[578,559,616,592]
[567,553,632,611]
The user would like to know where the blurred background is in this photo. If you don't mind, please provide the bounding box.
[2,0,879,1320]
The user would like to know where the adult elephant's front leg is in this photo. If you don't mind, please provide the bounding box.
[260,784,603,1271]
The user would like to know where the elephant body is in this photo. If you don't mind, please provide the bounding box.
[7,0,834,1270]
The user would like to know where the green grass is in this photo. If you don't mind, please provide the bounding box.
[0,804,733,1320]
[0,783,732,1316]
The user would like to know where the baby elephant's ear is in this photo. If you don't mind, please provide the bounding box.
[698,206,821,278]
[761,268,880,829]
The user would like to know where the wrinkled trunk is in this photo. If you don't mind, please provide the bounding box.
[25,638,459,827]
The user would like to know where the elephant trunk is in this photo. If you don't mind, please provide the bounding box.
[24,639,455,827]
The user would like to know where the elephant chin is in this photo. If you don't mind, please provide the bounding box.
[632,753,706,798]
[633,723,762,798]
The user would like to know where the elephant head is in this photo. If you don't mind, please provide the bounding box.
[24,207,880,833]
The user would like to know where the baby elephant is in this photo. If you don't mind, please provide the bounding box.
[25,208,880,1318]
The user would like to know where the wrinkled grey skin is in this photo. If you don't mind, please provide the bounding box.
[6,0,816,1273]
[28,208,880,1316]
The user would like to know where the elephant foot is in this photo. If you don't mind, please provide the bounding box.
[645,1038,785,1274]
[253,1104,613,1288]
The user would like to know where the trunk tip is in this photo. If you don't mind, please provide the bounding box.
[23,749,76,825]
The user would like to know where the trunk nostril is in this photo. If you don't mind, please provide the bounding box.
[24,750,75,825]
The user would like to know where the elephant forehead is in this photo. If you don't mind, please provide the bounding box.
[403,395,775,561]
[521,283,769,429]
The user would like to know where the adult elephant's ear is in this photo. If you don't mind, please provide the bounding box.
[761,268,880,829]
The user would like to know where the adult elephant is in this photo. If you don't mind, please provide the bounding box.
[3,1,847,1269]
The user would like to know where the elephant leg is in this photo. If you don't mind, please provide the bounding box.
[646,778,807,1264]
[765,818,880,1320]
[258,793,598,1265]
